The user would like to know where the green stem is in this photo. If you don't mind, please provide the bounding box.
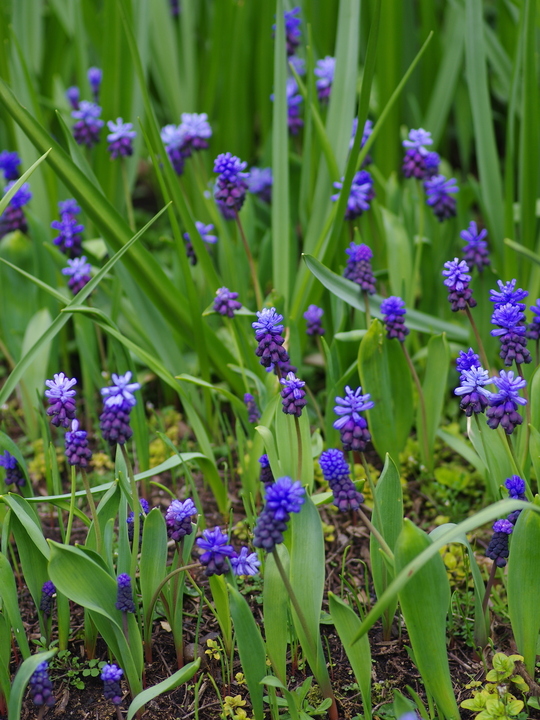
[357,506,394,562]
[145,563,199,637]
[65,464,77,545]
[505,433,524,478]
[363,290,371,327]
[516,363,531,459]
[481,559,498,617]
[235,212,263,309]
[122,445,140,583]
[465,306,490,372]
[402,343,430,469]
[121,158,136,232]
[81,469,102,554]
[294,415,303,482]
[227,317,249,394]
[409,180,425,307]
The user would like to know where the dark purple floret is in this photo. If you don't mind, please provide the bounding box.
[485,370,527,435]
[247,167,273,204]
[66,86,80,110]
[319,448,363,512]
[179,113,212,153]
[161,124,188,175]
[87,67,102,102]
[526,300,540,340]
[71,101,104,148]
[424,152,440,177]
[253,476,305,551]
[62,256,92,295]
[115,574,135,613]
[490,280,528,311]
[343,242,376,294]
[486,519,513,567]
[213,152,249,217]
[380,296,409,342]
[101,663,124,705]
[460,221,490,272]
[183,221,217,265]
[280,372,307,417]
[196,527,236,576]
[456,349,481,374]
[259,454,274,484]
[127,498,150,543]
[51,215,85,258]
[442,258,476,312]
[274,357,297,376]
[165,498,196,542]
[303,304,325,336]
[45,373,77,428]
[65,419,93,468]
[273,6,301,56]
[491,303,531,366]
[100,372,141,446]
[332,170,375,221]
[58,199,81,217]
[314,56,335,103]
[0,150,21,181]
[29,662,55,707]
[39,581,56,615]
[402,129,434,179]
[230,547,260,576]
[454,367,491,416]
[252,308,290,370]
[0,451,25,487]
[333,386,374,453]
[244,393,261,423]
[170,0,179,17]
[505,475,526,500]
[0,181,32,238]
[106,118,136,159]
[424,175,458,221]
[213,287,242,318]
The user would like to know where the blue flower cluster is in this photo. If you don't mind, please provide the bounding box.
[333,386,374,452]
[253,476,305,552]
[490,280,530,367]
[161,112,212,175]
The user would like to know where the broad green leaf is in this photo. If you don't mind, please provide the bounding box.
[0,551,31,659]
[418,334,449,471]
[19,308,52,439]
[529,425,540,489]
[436,429,486,478]
[380,208,413,301]
[8,649,57,720]
[126,659,200,720]
[263,544,290,684]
[8,513,49,629]
[468,415,519,500]
[2,493,49,560]
[208,574,232,655]
[140,509,168,646]
[0,613,11,704]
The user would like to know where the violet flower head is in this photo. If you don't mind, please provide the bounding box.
[45,373,77,428]
[71,101,104,148]
[62,256,92,295]
[273,6,301,56]
[442,258,476,312]
[213,287,242,318]
[456,349,481,374]
[166,498,197,542]
[115,573,135,613]
[454,367,491,416]
[196,527,236,576]
[505,475,526,500]
[253,476,305,551]
[51,214,85,258]
[380,296,409,342]
[319,448,364,512]
[304,304,325,336]
[161,124,188,175]
[87,67,102,102]
[491,303,530,366]
[425,175,458,221]
[0,181,32,238]
[280,372,307,418]
[183,220,217,265]
[0,150,21,181]
[65,419,93,468]
[332,170,375,221]
[126,498,150,543]
[526,299,540,340]
[490,279,528,311]
[252,308,290,370]
[485,370,527,435]
[314,56,335,103]
[101,371,140,409]
[179,112,212,152]
[247,167,273,204]
[244,393,261,423]
[460,221,490,273]
[230,546,260,576]
[402,128,434,179]
[0,451,25,487]
[58,199,81,217]
[213,152,249,218]
[259,453,274,484]
[424,152,440,178]
[101,664,124,705]
[66,86,80,110]
[29,662,55,707]
[106,118,136,159]
[333,386,374,452]
[100,372,141,445]
[486,519,514,567]
[343,241,376,294]
[39,580,56,615]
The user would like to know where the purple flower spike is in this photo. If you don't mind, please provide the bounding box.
[461,221,490,272]
[424,175,458,221]
[273,6,301,56]
[126,498,150,543]
[314,56,335,103]
[380,296,409,342]
[62,256,92,295]
[490,279,528,311]
[456,349,481,374]
[100,372,141,445]
[58,199,81,217]
[213,287,242,318]
[106,118,136,159]
[244,393,261,423]
[252,308,290,370]
[343,242,376,293]
[259,454,274,484]
[442,258,476,312]
[166,498,197,542]
[179,113,212,153]
[66,86,80,110]
[71,101,104,148]
[247,167,273,204]
[101,372,140,408]
[319,448,363,512]
[0,150,21,181]
[183,221,217,265]
[304,304,325,336]
[0,451,25,487]
[161,124,188,175]
[101,663,124,705]
[51,214,85,258]
[485,370,527,435]
[65,419,93,468]
[87,67,102,102]
[505,475,526,500]
[230,547,260,576]
[213,152,249,218]
[253,477,305,551]
[402,128,434,179]
[39,581,56,615]
[115,573,135,613]
[454,367,491,416]
[333,386,374,452]
[45,373,77,428]
[491,303,531,366]
[196,527,236,576]
[0,181,32,238]
[280,372,307,417]
[332,170,375,221]
[29,662,55,707]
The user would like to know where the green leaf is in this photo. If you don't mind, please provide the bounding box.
[140,509,168,645]
[418,334,450,471]
[8,649,57,720]
[467,415,519,500]
[0,148,51,217]
[0,551,31,659]
[263,544,290,684]
[208,574,232,655]
[380,208,413,301]
[126,659,200,720]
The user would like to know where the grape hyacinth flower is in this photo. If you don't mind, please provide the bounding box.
[29,662,55,708]
[505,475,526,501]
[65,419,93,468]
[230,547,261,576]
[115,574,135,613]
[425,175,458,221]
[486,519,513,567]
[244,393,261,423]
[461,221,490,273]
[161,124,188,175]
[333,386,374,452]
[51,213,85,257]
[485,370,527,434]
[71,101,104,148]
[127,498,150,542]
[491,303,531,366]
[273,6,301,56]
[402,128,434,179]
[456,348,481,374]
[490,279,528,311]
[0,451,25,487]
[100,371,141,446]
[247,167,273,204]
[252,307,290,370]
[196,527,237,576]
[280,372,307,417]
[314,56,335,103]
[106,118,136,159]
[183,220,217,265]
[259,454,274,484]
[332,170,375,221]
[39,581,56,615]
[253,476,305,551]
[304,304,325,336]
[58,199,81,217]
[179,112,212,153]
[526,299,540,341]
[87,66,102,102]
[442,258,476,312]
[0,150,21,181]
[454,366,491,416]
[101,664,124,706]
[380,296,409,342]
[213,287,242,318]
[66,86,80,110]
[213,152,249,219]
[62,256,92,295]
[45,373,77,428]
[0,181,32,238]
[166,498,197,542]
[343,242,376,294]
[319,448,364,512]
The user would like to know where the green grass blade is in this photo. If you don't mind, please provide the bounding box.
[263,544,290,683]
[418,334,450,472]
[0,551,31,659]
[127,660,200,720]
[0,147,51,217]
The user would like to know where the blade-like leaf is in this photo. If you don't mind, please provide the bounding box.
[8,649,57,720]
[126,659,200,720]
